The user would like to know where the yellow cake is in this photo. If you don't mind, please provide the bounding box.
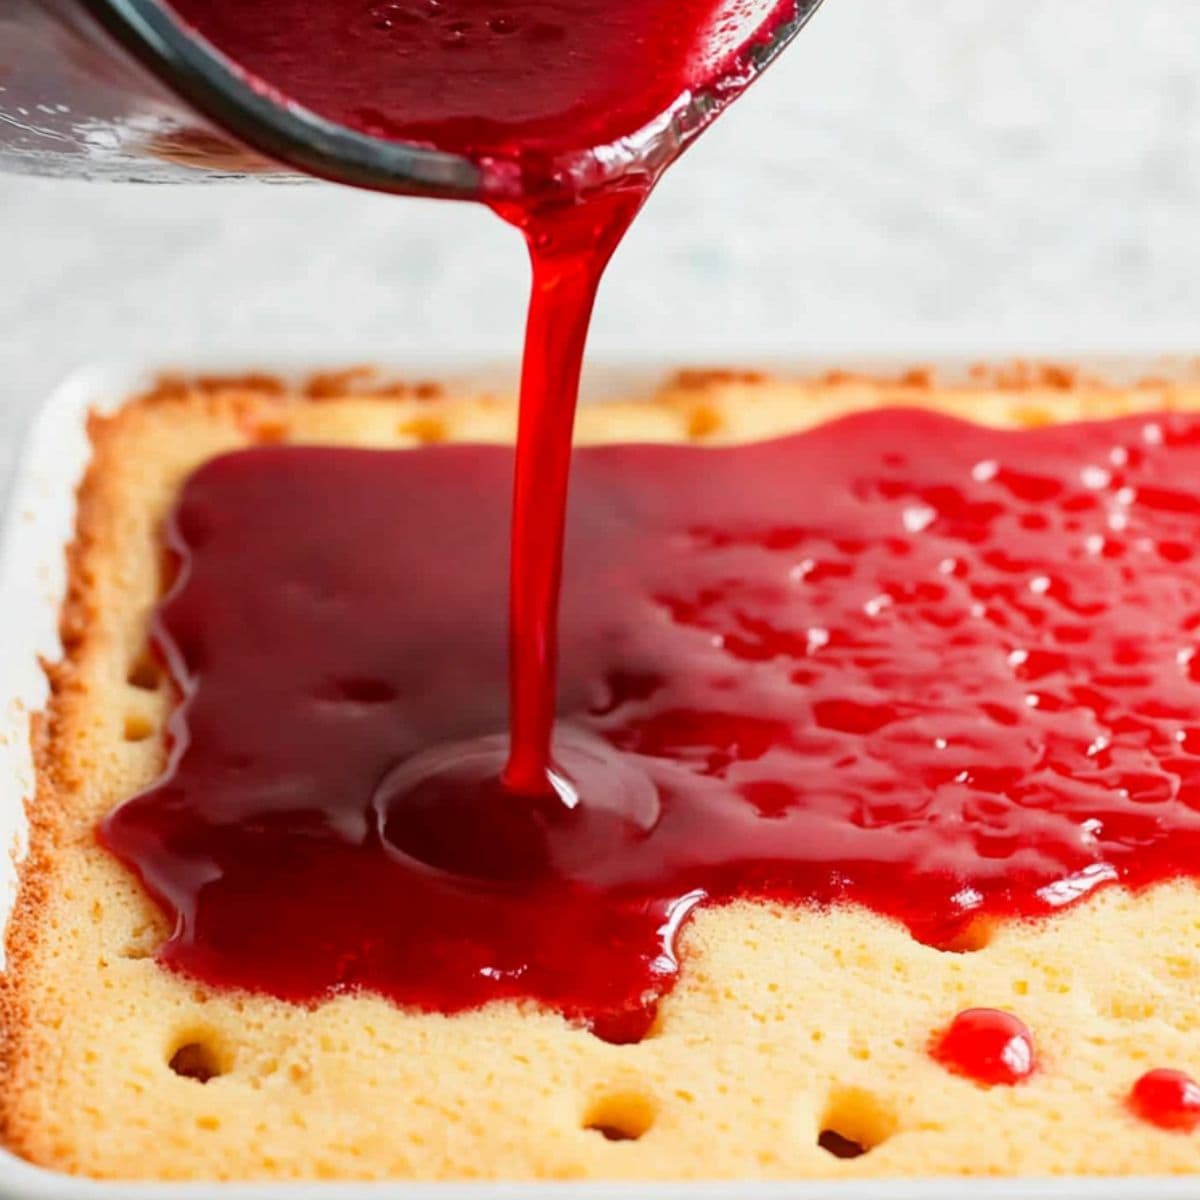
[7,365,1200,1180]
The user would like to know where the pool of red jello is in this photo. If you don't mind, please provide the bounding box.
[102,407,1200,1033]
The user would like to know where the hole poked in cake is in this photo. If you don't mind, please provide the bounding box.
[582,1090,656,1142]
[817,1087,896,1160]
[818,1128,868,1159]
[167,1034,230,1083]
[123,712,155,743]
[126,650,162,692]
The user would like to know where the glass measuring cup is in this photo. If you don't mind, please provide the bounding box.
[1,0,824,196]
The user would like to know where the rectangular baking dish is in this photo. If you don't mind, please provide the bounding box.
[5,354,1200,1200]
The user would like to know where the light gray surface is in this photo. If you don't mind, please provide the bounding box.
[3,0,1200,497]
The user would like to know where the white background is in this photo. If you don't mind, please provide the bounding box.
[3,0,1200,495]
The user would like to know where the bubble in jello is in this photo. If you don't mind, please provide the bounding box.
[932,1009,1035,1086]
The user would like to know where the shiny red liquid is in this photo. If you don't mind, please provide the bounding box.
[932,1009,1035,1086]
[102,409,1200,1029]
[165,0,799,809]
[166,0,790,173]
[1128,1069,1200,1131]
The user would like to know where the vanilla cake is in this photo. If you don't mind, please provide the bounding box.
[7,366,1200,1180]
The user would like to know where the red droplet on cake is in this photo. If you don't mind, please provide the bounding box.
[932,1008,1035,1085]
[1128,1069,1200,1131]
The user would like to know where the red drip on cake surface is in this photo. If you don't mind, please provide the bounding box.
[1128,1070,1200,1131]
[102,408,1200,1030]
[932,1009,1035,1086]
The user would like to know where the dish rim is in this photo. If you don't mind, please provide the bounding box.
[5,353,1200,1198]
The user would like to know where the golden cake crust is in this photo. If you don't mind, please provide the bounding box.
[8,365,1200,1180]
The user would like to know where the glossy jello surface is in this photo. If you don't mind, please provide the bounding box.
[932,1009,1035,1086]
[102,407,1200,1030]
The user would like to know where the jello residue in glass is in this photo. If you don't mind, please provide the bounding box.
[1128,1069,1200,1131]
[159,0,805,820]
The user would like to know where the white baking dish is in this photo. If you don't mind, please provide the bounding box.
[5,355,1200,1200]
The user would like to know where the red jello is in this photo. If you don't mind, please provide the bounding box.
[98,408,1200,1029]
[165,0,806,816]
[932,1008,1035,1085]
[157,0,818,976]
[1129,1069,1200,1131]
[165,0,795,177]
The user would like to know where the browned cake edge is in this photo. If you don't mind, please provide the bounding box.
[7,362,1200,1180]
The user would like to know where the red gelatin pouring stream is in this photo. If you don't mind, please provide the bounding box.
[162,0,806,811]
[103,0,1200,1034]
[102,410,1200,1029]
